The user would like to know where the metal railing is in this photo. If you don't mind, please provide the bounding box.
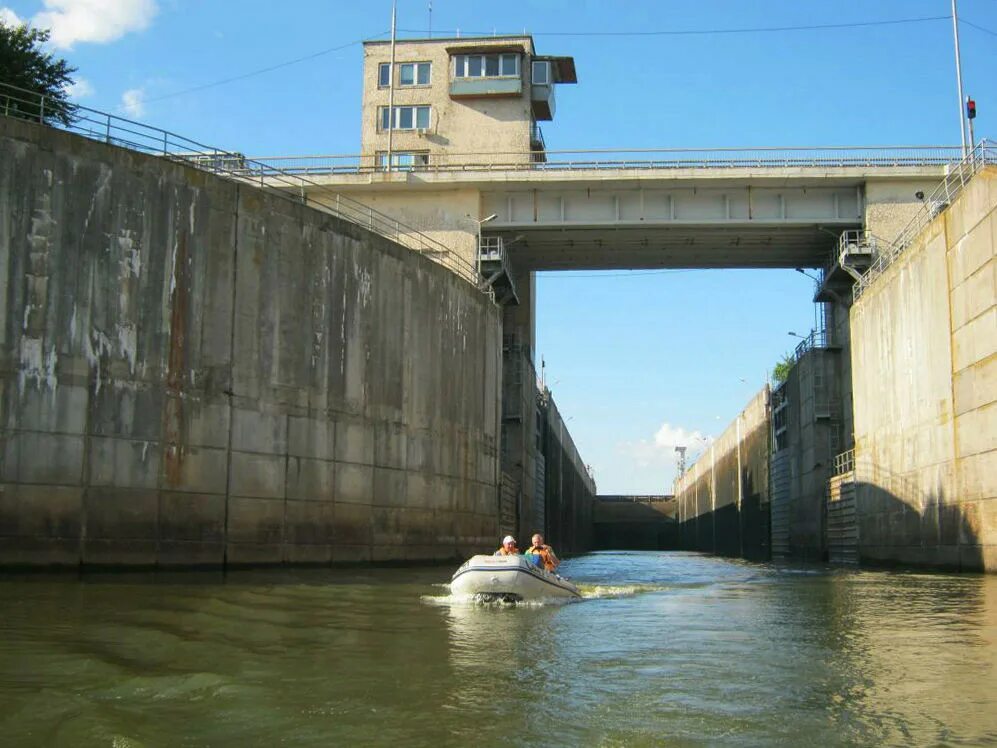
[837,229,882,260]
[853,140,996,300]
[243,145,965,176]
[791,327,833,362]
[530,122,546,161]
[0,81,482,289]
[833,449,855,476]
[814,229,885,290]
[478,235,504,262]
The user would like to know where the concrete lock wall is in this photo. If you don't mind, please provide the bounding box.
[772,346,844,561]
[850,167,997,571]
[541,392,596,554]
[0,118,502,569]
[674,386,770,560]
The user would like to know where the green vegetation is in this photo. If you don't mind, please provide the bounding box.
[772,352,795,385]
[0,22,77,125]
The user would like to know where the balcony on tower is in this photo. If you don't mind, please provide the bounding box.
[449,44,527,99]
[530,57,576,121]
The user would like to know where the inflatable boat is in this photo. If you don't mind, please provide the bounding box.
[450,554,581,602]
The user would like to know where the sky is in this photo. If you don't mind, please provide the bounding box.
[2,0,995,493]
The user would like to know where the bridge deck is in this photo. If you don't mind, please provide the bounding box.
[282,158,950,271]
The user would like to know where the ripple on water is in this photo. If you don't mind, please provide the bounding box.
[2,553,997,746]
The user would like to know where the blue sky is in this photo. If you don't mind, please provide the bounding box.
[2,0,994,493]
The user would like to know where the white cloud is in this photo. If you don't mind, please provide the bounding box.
[120,87,145,117]
[26,0,157,49]
[608,422,712,494]
[65,77,94,98]
[0,7,23,25]
[617,422,713,470]
[653,422,711,453]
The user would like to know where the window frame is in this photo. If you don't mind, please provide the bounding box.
[453,53,520,79]
[377,105,432,132]
[532,60,550,85]
[378,62,390,88]
[398,61,432,87]
[375,151,431,170]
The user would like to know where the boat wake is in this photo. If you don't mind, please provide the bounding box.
[577,583,670,599]
[423,581,669,607]
[421,591,575,608]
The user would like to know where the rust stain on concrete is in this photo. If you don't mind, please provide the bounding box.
[163,227,190,487]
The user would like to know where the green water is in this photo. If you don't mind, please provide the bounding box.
[1,552,996,746]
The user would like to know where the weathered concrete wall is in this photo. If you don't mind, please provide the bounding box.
[0,117,502,568]
[850,167,996,571]
[674,387,770,560]
[310,184,481,273]
[865,179,941,244]
[771,346,844,561]
[541,392,595,554]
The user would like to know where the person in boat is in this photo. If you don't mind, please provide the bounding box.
[494,535,519,556]
[524,533,559,572]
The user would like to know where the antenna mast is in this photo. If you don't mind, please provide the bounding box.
[951,0,968,156]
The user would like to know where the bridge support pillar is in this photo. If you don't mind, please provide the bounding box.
[500,270,541,543]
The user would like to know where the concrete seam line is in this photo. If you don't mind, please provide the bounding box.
[222,183,241,568]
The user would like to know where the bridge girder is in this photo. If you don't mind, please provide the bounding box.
[482,184,863,270]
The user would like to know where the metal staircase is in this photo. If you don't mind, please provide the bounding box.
[815,229,884,304]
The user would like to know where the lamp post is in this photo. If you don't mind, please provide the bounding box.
[675,445,687,477]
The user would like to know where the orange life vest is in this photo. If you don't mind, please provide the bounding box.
[526,545,556,571]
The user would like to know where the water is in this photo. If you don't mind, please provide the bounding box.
[2,552,996,747]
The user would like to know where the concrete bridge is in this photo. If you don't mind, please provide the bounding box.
[255,147,955,272]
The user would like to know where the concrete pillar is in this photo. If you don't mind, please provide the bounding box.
[500,269,537,544]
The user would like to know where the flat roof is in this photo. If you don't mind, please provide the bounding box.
[364,35,533,46]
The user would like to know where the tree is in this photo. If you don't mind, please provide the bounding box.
[0,22,77,126]
[772,352,795,385]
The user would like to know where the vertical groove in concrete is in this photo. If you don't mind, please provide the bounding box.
[222,184,241,568]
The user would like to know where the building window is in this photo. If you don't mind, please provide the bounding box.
[378,62,390,88]
[829,424,841,453]
[378,105,431,131]
[399,62,431,86]
[375,151,430,170]
[532,60,550,85]
[453,53,519,78]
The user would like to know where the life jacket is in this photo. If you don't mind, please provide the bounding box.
[525,545,555,571]
[495,547,517,556]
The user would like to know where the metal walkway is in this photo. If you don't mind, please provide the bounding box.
[0,80,480,287]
